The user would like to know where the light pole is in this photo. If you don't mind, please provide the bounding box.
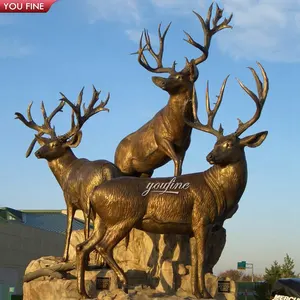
[246,263,254,282]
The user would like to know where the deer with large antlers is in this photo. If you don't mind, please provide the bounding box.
[15,87,123,262]
[114,3,233,177]
[76,62,269,299]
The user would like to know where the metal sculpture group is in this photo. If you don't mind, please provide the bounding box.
[114,3,232,178]
[16,3,270,300]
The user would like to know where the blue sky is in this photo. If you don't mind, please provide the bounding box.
[1,0,300,275]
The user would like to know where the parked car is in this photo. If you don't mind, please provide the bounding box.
[271,278,300,300]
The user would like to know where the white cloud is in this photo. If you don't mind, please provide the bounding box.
[217,0,300,62]
[85,0,141,24]
[125,29,143,44]
[85,0,300,62]
[125,29,159,47]
[150,0,204,15]
[0,39,34,59]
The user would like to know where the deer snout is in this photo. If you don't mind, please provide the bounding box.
[35,150,42,159]
[206,152,215,165]
[152,76,167,90]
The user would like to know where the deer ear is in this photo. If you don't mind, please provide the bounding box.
[240,131,268,148]
[34,134,49,146]
[66,131,82,148]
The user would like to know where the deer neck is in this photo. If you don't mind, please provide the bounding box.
[203,154,248,215]
[167,90,193,118]
[48,149,78,189]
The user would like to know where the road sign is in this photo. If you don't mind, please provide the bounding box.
[237,261,247,269]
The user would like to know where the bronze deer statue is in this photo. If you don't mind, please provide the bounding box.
[75,62,269,299]
[114,3,233,177]
[15,87,123,262]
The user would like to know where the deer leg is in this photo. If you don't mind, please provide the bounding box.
[205,225,226,274]
[83,213,89,240]
[94,223,135,292]
[84,200,92,240]
[76,216,106,298]
[158,140,181,176]
[140,170,154,178]
[190,236,201,298]
[177,151,185,178]
[85,202,105,267]
[194,225,212,299]
[62,204,75,262]
[82,213,92,266]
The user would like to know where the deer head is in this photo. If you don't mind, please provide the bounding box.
[185,62,269,167]
[15,86,110,161]
[134,3,232,96]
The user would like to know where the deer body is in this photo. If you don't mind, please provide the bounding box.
[115,93,194,176]
[76,134,263,299]
[91,158,247,233]
[75,62,269,299]
[47,150,118,207]
[39,147,122,261]
[15,86,121,262]
[115,4,232,177]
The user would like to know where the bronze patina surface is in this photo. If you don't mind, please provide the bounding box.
[15,87,122,262]
[75,62,269,299]
[114,3,233,177]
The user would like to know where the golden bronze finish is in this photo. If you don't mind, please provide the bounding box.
[114,3,233,177]
[76,62,269,299]
[15,87,123,262]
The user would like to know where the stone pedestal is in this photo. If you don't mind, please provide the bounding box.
[23,228,236,299]
[23,256,119,299]
[68,227,226,292]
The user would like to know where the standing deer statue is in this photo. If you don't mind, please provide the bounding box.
[15,87,123,262]
[114,3,233,177]
[75,62,269,299]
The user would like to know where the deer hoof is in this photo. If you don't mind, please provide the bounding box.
[80,291,90,299]
[122,285,129,294]
[202,290,212,299]
[61,256,68,263]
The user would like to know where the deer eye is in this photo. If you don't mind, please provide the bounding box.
[223,142,231,148]
[175,75,182,80]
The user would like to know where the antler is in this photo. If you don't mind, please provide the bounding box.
[59,85,110,141]
[185,75,230,138]
[15,101,65,157]
[183,3,233,66]
[234,62,269,137]
[133,23,177,75]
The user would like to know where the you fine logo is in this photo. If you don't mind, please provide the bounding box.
[141,177,190,196]
[0,0,57,13]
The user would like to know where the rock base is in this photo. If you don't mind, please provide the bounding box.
[23,227,235,299]
[23,256,236,299]
[68,228,227,294]
[23,256,118,300]
[24,282,235,300]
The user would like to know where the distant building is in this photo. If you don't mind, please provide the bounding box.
[0,207,84,298]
